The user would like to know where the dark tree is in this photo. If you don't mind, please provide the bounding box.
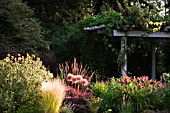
[0,0,48,54]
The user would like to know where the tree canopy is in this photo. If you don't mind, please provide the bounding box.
[0,0,48,54]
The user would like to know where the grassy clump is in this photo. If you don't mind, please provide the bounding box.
[40,79,66,113]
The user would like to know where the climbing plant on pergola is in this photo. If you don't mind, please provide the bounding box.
[79,0,170,79]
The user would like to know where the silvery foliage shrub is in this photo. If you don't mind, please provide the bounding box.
[0,54,52,113]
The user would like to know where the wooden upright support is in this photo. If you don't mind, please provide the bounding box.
[121,37,127,76]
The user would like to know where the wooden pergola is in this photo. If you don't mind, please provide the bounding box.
[84,25,170,79]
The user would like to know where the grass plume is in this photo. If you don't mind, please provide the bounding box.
[40,79,66,113]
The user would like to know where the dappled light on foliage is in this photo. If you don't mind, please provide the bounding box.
[0,0,170,113]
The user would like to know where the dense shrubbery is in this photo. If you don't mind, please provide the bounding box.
[92,75,170,113]
[92,81,108,98]
[0,54,52,113]
[1,53,170,113]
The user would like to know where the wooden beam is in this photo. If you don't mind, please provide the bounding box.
[84,24,106,31]
[163,26,170,32]
[113,30,146,37]
[113,30,170,38]
[121,37,127,76]
[148,32,170,38]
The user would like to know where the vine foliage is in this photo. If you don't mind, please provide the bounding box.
[77,0,170,74]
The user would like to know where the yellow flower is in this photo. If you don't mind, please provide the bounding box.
[153,28,159,32]
[148,21,153,25]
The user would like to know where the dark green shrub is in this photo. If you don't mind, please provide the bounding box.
[16,104,42,113]
[148,85,170,112]
[148,73,170,111]
[0,0,48,53]
[163,87,170,111]
[148,87,166,111]
[0,54,52,113]
[119,101,133,113]
[88,97,101,113]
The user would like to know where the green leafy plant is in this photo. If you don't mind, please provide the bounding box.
[148,86,167,111]
[40,79,66,113]
[16,104,42,113]
[98,75,166,113]
[99,79,122,113]
[120,101,133,113]
[92,81,108,98]
[88,97,101,113]
[60,106,74,113]
[163,87,170,111]
[0,54,52,113]
[148,75,170,112]
[79,0,164,33]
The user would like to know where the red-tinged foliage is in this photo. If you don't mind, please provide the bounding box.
[63,86,93,113]
[65,86,93,100]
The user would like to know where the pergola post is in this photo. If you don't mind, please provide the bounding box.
[151,40,156,79]
[121,37,127,76]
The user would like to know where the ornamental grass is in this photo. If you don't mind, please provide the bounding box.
[40,79,66,113]
[58,58,95,84]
